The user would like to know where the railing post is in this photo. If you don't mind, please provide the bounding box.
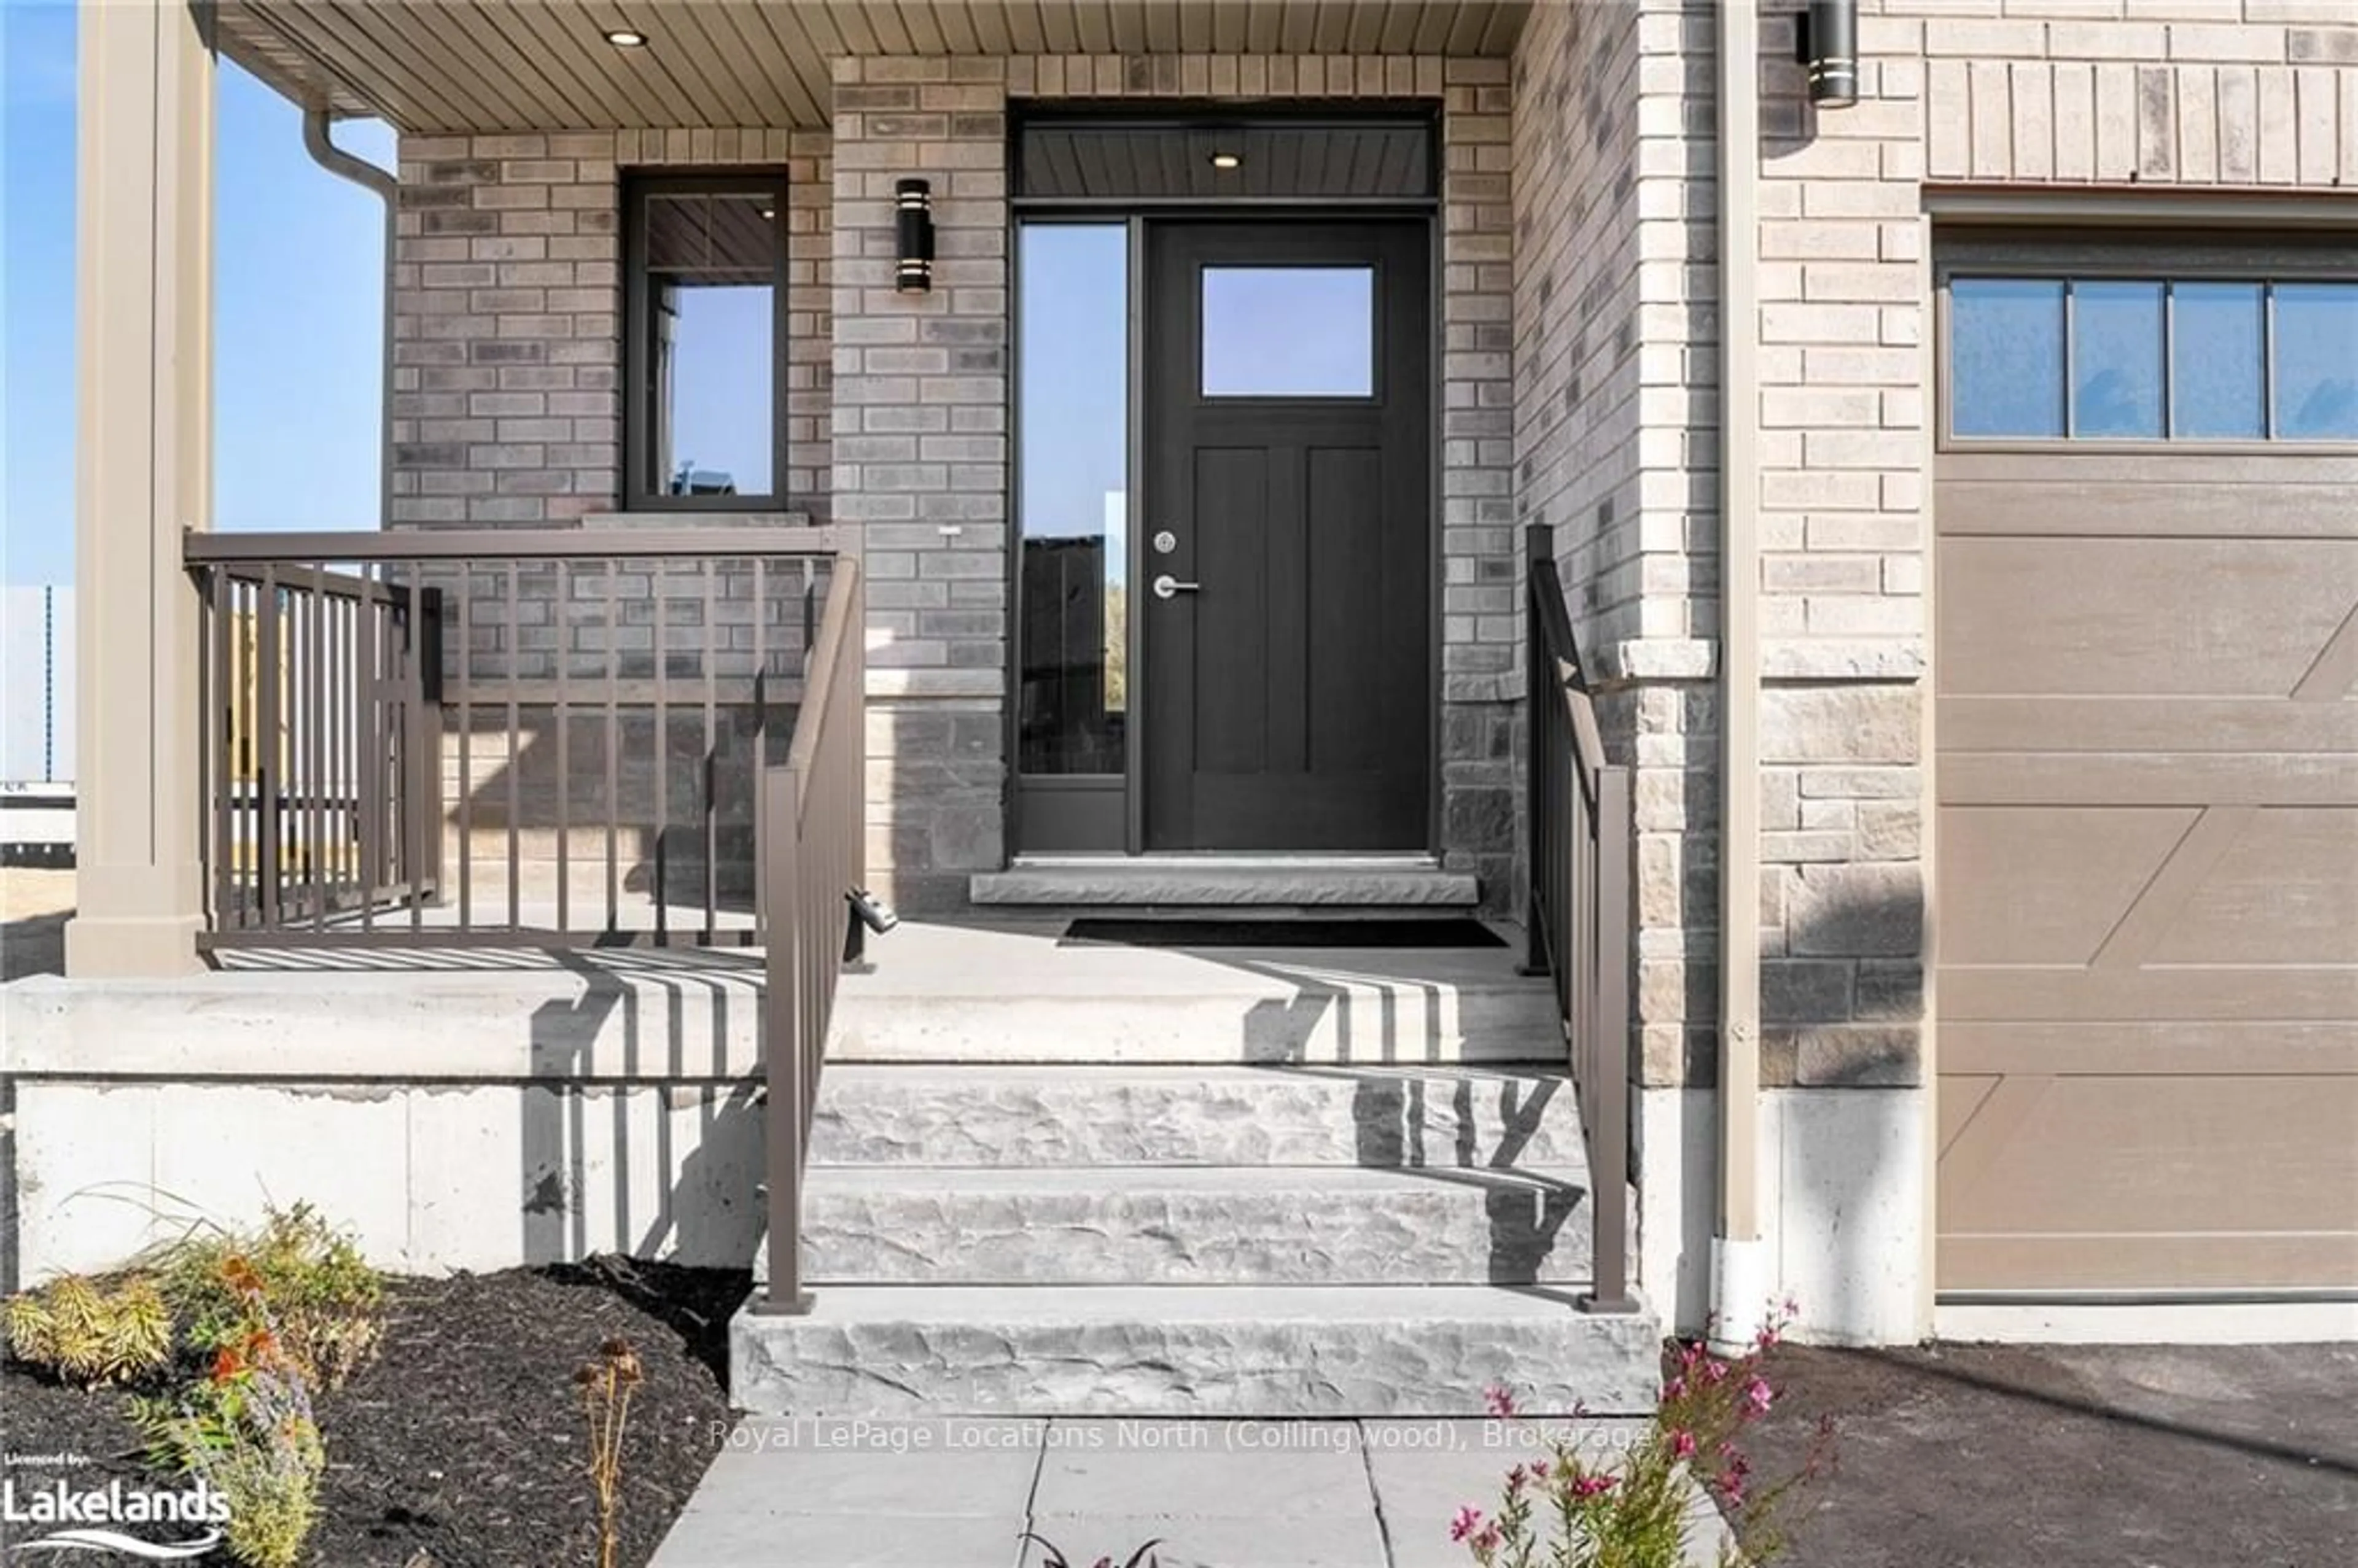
[756,759,814,1317]
[1581,762,1638,1314]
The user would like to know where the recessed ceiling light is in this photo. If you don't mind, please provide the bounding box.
[604,28,647,49]
[1210,152,1242,170]
[760,208,776,220]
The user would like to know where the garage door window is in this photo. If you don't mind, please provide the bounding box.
[1948,275,2358,443]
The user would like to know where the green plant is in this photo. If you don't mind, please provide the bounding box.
[2,1272,174,1387]
[576,1336,645,1568]
[1455,1308,1836,1568]
[150,1202,383,1389]
[131,1290,325,1568]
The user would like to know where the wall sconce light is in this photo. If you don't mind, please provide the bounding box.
[1794,0,1860,109]
[895,177,934,293]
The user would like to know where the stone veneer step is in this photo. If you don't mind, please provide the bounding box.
[801,1163,1595,1287]
[807,1064,1589,1168]
[730,1284,1661,1418]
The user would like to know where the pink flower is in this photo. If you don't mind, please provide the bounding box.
[1529,1458,1549,1481]
[1716,1468,1748,1507]
[1744,1376,1775,1415]
[1505,1464,1528,1496]
[1474,1523,1503,1554]
[1669,1428,1698,1461]
[1482,1385,1519,1419]
[1662,1375,1687,1402]
[1571,1473,1619,1499]
[1450,1505,1485,1543]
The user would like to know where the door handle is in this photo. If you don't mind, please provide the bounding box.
[1152,573,1200,600]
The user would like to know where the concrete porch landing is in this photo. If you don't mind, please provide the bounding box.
[831,916,1561,1063]
[651,1417,1729,1568]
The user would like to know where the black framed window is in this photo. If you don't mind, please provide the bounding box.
[623,171,789,510]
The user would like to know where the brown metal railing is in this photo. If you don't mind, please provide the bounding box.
[753,554,863,1316]
[185,529,845,948]
[1523,522,1638,1315]
[185,528,864,1315]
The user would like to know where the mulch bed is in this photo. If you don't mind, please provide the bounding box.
[1,1258,750,1568]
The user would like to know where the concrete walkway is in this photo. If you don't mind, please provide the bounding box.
[650,1417,1728,1568]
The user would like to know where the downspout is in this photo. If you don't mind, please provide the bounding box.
[302,105,396,527]
[1711,0,1769,1353]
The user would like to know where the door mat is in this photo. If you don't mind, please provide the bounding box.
[1061,917,1506,949]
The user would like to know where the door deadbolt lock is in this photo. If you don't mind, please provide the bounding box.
[1152,529,1178,554]
[1151,573,1200,600]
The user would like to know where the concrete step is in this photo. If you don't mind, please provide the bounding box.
[968,864,1479,907]
[800,1164,1593,1287]
[832,922,1560,1063]
[730,1284,1660,1418]
[808,1065,1588,1168]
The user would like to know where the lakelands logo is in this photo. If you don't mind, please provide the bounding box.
[2,1477,230,1559]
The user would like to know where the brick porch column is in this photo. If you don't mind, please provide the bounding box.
[65,0,213,977]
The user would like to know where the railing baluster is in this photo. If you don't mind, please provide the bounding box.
[506,560,522,933]
[402,566,429,935]
[255,566,282,933]
[605,559,621,936]
[456,567,473,929]
[556,559,570,937]
[702,558,718,945]
[653,561,669,943]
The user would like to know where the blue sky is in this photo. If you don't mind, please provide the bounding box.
[2,0,394,585]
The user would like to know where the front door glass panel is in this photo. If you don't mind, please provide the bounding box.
[1200,266,1376,397]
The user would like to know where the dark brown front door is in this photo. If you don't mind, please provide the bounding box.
[1142,220,1431,852]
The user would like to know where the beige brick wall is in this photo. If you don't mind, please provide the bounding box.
[390,130,833,526]
[834,52,1522,910]
[1627,0,2358,1091]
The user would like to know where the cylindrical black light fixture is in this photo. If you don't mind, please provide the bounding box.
[1795,0,1860,109]
[894,177,934,293]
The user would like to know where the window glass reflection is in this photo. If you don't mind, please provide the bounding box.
[1951,279,2065,438]
[1017,224,1129,775]
[2274,283,2358,440]
[2071,281,2163,438]
[640,189,776,497]
[1201,266,1374,397]
[2170,283,2265,439]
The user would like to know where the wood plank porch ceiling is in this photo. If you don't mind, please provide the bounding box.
[219,2,1530,134]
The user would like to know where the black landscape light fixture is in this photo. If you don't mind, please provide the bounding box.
[895,177,935,293]
[1794,0,1860,109]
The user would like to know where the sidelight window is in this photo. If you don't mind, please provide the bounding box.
[1016,222,1130,776]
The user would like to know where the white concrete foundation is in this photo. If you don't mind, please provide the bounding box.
[2,955,770,1286]
[1640,1085,1928,1346]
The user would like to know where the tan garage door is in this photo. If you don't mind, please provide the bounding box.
[1934,250,2358,1295]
